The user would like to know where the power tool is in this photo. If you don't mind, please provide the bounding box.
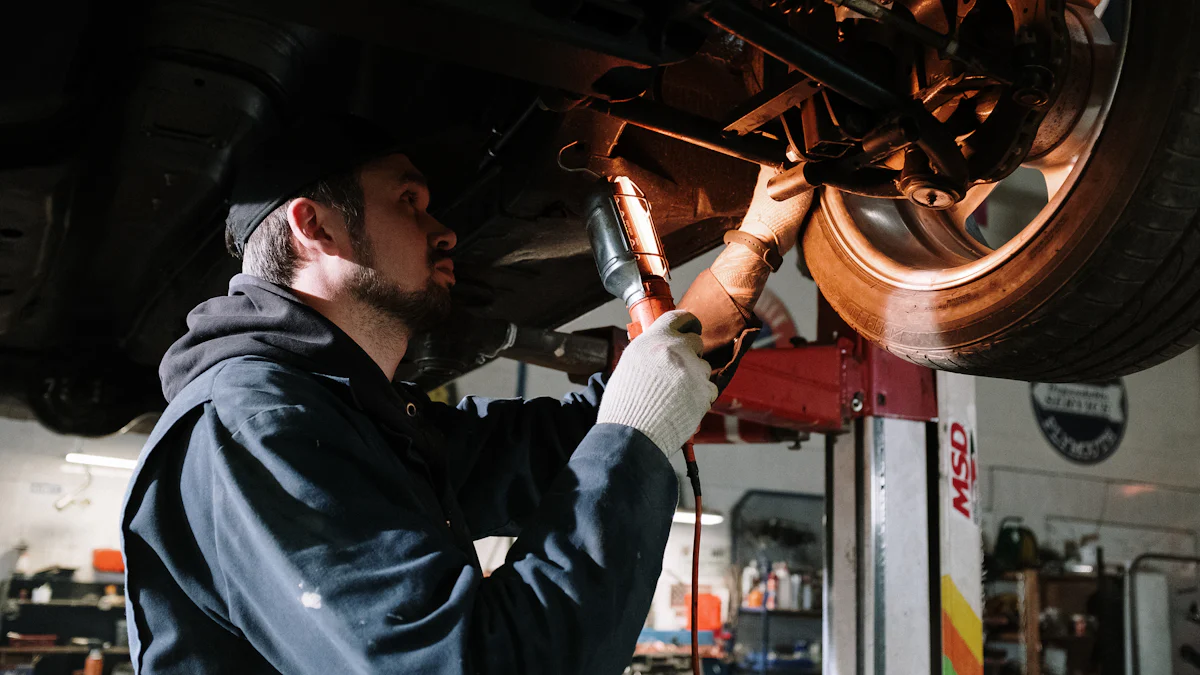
[584,175,705,675]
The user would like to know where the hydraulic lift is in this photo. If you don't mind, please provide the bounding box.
[483,288,986,675]
[707,297,984,675]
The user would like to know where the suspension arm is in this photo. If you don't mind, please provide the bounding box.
[702,0,903,112]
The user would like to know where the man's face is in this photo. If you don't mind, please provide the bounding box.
[347,153,457,333]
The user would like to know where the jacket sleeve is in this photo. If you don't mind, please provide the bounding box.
[423,373,607,537]
[198,386,674,675]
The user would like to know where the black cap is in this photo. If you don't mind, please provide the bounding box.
[225,114,403,257]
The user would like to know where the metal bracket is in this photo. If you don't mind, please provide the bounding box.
[711,294,938,432]
[723,72,822,136]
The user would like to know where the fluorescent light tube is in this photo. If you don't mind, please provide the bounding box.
[65,453,137,471]
[673,510,725,526]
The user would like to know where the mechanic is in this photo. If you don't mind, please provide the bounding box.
[119,115,721,675]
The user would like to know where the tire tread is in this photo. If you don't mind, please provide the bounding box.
[896,48,1200,380]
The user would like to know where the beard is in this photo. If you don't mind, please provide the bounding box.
[347,243,453,335]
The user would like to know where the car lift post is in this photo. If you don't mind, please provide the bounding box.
[712,296,983,675]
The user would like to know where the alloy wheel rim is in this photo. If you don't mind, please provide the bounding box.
[821,2,1126,292]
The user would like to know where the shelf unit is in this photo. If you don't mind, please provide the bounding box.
[984,570,1042,675]
[10,599,119,609]
[984,569,1122,675]
[737,608,822,620]
[736,606,821,675]
[730,491,824,674]
[0,646,130,667]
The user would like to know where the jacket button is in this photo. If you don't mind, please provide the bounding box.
[406,402,418,417]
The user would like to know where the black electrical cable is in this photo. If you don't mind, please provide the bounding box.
[683,444,702,675]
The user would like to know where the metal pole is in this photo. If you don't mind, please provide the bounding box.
[761,604,770,675]
[499,326,611,376]
[825,424,861,675]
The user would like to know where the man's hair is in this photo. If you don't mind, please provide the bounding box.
[226,169,367,286]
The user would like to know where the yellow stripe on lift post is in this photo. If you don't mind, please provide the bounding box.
[941,575,983,664]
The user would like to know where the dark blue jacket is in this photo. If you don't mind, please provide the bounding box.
[121,275,677,674]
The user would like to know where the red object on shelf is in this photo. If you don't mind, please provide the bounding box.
[684,593,722,631]
[92,549,124,573]
[6,633,57,647]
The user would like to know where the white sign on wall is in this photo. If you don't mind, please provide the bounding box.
[1031,380,1127,464]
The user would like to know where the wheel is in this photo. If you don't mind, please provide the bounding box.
[803,0,1200,381]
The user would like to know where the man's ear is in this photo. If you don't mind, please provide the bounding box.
[286,198,348,259]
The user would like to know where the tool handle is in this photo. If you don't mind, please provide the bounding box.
[624,275,701,675]
[626,296,676,339]
[625,277,675,339]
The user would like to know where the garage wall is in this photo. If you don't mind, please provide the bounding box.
[977,349,1200,488]
[976,348,1200,560]
[0,420,143,577]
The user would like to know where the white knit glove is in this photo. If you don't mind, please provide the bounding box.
[739,164,815,256]
[707,165,817,318]
[597,310,719,456]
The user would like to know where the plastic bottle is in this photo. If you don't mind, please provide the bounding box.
[31,583,52,604]
[790,573,802,610]
[774,563,792,610]
[740,560,759,607]
[746,584,764,608]
[801,574,814,611]
[84,649,103,675]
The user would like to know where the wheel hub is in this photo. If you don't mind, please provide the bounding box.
[817,0,1122,288]
[901,176,963,210]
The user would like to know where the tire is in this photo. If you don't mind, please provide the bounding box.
[803,0,1200,382]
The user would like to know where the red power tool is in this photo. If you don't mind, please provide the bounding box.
[585,175,705,675]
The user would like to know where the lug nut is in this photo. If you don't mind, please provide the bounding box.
[1013,66,1053,108]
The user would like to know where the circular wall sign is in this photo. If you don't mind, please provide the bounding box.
[1030,380,1127,464]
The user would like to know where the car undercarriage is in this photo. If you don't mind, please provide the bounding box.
[4,0,1194,435]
